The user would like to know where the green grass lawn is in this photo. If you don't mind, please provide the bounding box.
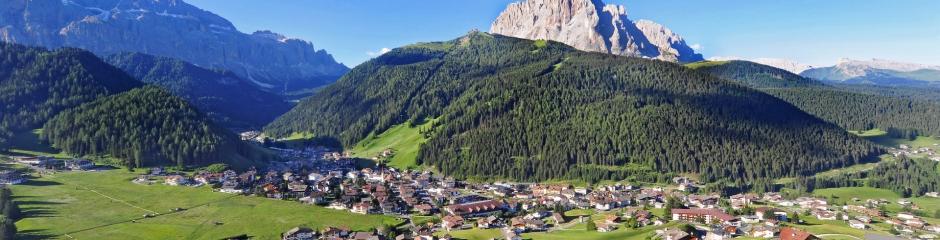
[11,170,400,240]
[349,119,437,170]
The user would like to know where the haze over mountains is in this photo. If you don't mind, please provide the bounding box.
[802,58,940,88]
[491,0,704,63]
[0,0,348,93]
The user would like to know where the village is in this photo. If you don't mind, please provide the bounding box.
[126,146,940,240]
[4,143,940,240]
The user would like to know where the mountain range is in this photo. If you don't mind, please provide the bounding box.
[0,0,348,93]
[802,58,940,88]
[490,0,704,63]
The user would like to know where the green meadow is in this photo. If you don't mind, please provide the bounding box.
[9,169,400,240]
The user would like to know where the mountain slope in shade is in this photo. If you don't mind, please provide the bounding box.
[43,86,273,168]
[0,43,142,150]
[691,60,940,137]
[802,58,940,88]
[0,0,348,93]
[267,32,879,183]
[105,53,292,129]
[490,0,703,63]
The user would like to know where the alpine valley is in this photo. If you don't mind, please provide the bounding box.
[0,0,938,239]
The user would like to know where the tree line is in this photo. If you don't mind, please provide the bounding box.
[0,43,141,150]
[42,86,272,168]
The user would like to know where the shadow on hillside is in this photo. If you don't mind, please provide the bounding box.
[19,179,62,187]
[15,229,56,240]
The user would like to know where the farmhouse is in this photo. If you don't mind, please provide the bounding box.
[849,220,866,229]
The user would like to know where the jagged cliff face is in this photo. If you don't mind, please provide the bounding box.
[490,0,703,63]
[0,0,348,93]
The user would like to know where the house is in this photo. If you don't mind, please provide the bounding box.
[65,159,94,170]
[510,217,547,232]
[414,204,435,215]
[219,181,243,194]
[744,224,777,238]
[288,181,308,193]
[927,192,940,198]
[164,175,189,186]
[812,210,837,220]
[321,226,350,239]
[0,170,25,185]
[350,231,381,240]
[281,226,317,240]
[477,216,499,229]
[897,212,916,220]
[596,222,618,232]
[442,215,465,231]
[443,200,504,217]
[672,208,738,224]
[352,202,371,214]
[551,212,565,225]
[897,199,912,206]
[849,220,866,229]
[780,227,817,240]
[657,228,692,240]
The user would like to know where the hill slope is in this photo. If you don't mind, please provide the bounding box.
[105,53,291,129]
[691,60,940,137]
[267,33,880,183]
[42,86,270,168]
[0,43,142,150]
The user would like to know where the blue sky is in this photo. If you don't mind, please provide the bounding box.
[187,0,940,67]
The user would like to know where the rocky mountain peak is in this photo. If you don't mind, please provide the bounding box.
[490,0,703,63]
[1,0,348,93]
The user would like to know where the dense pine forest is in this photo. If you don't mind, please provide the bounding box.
[0,44,142,150]
[42,86,270,168]
[105,53,292,129]
[790,157,939,198]
[266,33,881,183]
[691,60,940,137]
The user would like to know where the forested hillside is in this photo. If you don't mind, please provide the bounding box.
[42,86,270,168]
[0,44,142,150]
[267,33,881,183]
[691,60,940,137]
[105,53,292,129]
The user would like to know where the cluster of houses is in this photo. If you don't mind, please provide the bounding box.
[9,156,96,171]
[136,146,940,240]
[890,144,940,162]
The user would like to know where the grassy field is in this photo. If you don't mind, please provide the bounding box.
[349,119,437,170]
[3,129,72,158]
[851,129,940,148]
[10,169,400,240]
